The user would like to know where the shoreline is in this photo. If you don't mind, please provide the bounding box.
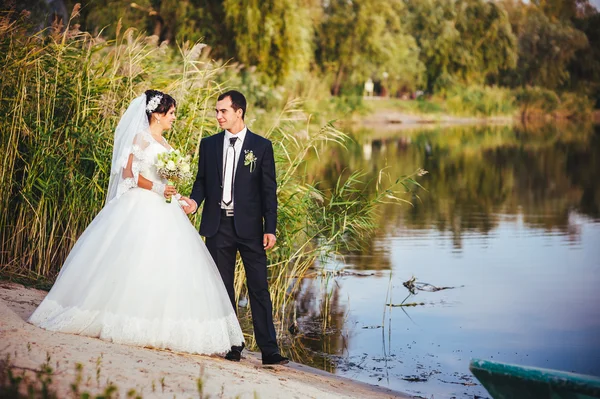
[0,282,411,398]
[355,101,600,132]
[358,110,515,128]
[352,109,515,135]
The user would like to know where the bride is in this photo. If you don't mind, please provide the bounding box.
[28,90,245,355]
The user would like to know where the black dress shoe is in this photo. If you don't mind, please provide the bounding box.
[262,353,289,365]
[225,349,241,361]
[224,343,245,362]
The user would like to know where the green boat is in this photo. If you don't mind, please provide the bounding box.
[470,359,600,399]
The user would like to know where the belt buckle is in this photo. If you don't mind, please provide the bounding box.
[225,209,234,217]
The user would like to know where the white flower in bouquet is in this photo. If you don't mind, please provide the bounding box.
[155,150,193,203]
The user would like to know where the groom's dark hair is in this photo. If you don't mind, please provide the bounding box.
[218,90,246,120]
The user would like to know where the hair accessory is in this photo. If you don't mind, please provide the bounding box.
[146,94,163,113]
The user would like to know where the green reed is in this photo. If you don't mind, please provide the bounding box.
[0,12,424,338]
[0,12,219,279]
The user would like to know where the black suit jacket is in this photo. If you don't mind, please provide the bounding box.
[190,130,277,239]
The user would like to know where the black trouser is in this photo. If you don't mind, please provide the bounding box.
[205,212,279,356]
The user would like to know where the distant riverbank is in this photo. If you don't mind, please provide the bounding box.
[358,109,514,129]
[355,98,599,131]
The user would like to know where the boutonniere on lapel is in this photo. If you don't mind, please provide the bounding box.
[244,150,257,172]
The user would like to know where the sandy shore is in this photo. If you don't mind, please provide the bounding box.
[0,282,410,398]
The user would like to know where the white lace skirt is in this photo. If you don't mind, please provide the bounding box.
[28,188,244,355]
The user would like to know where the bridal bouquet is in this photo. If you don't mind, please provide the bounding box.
[156,150,193,203]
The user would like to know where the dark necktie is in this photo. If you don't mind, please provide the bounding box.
[222,137,237,206]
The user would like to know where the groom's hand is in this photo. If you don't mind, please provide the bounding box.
[263,233,276,250]
[180,196,197,215]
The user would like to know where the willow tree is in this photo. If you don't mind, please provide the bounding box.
[6,0,69,30]
[503,3,589,89]
[72,0,154,38]
[404,0,517,92]
[532,0,593,22]
[317,0,423,96]
[42,0,230,58]
[223,0,315,85]
[570,8,600,103]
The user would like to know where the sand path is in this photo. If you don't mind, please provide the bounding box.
[0,282,408,398]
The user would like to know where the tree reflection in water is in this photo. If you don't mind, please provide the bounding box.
[304,121,599,253]
[286,121,600,387]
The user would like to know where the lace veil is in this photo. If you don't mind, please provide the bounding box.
[105,94,150,204]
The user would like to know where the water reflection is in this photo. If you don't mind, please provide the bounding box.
[288,275,347,372]
[305,123,599,250]
[291,122,600,397]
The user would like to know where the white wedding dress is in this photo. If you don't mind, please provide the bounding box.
[28,128,244,355]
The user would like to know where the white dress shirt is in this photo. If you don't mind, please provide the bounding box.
[221,127,247,210]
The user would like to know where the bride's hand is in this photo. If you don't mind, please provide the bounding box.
[164,185,177,198]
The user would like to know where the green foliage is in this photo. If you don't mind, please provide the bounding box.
[570,10,600,106]
[558,92,594,119]
[317,0,424,95]
[0,354,165,398]
[223,0,315,85]
[444,85,516,116]
[218,66,287,112]
[512,86,593,120]
[328,95,367,116]
[405,0,517,92]
[0,354,58,399]
[8,0,600,109]
[503,3,589,89]
[514,86,561,115]
[82,0,152,38]
[532,0,592,22]
[66,0,228,51]
[383,98,445,114]
[415,97,445,114]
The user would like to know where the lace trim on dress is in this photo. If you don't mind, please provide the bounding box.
[151,181,166,196]
[130,144,146,183]
[116,177,137,198]
[28,299,245,355]
[130,144,148,163]
[138,129,173,151]
[109,130,170,202]
[137,129,155,143]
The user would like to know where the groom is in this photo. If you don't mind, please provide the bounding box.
[182,90,288,365]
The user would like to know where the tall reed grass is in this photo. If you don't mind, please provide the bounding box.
[0,10,219,280]
[0,11,424,340]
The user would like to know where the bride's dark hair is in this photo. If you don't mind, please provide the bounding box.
[144,89,176,122]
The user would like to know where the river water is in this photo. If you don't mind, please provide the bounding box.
[290,122,600,398]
